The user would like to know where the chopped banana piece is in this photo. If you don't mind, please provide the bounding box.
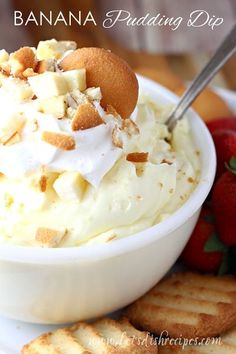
[36,96,66,118]
[62,69,86,92]
[1,77,33,102]
[28,72,69,99]
[53,172,87,201]
[22,68,37,78]
[0,113,25,144]
[0,49,9,63]
[85,87,102,101]
[36,39,77,60]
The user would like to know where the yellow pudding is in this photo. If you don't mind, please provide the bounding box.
[0,40,200,247]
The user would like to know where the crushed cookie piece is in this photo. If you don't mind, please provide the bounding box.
[136,165,145,176]
[42,131,76,150]
[161,159,172,165]
[188,177,195,183]
[71,103,104,131]
[122,118,139,136]
[127,152,149,163]
[106,104,119,116]
[66,90,89,109]
[112,126,123,148]
[35,227,67,247]
[106,234,117,242]
[4,132,21,146]
[39,175,47,192]
[9,47,37,79]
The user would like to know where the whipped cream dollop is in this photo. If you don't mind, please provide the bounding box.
[0,40,201,248]
[0,78,129,187]
[0,101,124,187]
[0,39,136,187]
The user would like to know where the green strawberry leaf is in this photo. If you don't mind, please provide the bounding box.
[203,214,215,224]
[218,250,230,275]
[204,232,227,253]
[230,156,236,171]
[226,156,236,174]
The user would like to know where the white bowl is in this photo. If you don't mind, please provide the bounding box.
[0,76,216,324]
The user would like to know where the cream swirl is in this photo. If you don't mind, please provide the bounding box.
[0,91,125,186]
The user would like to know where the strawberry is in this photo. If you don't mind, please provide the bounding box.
[207,117,236,134]
[181,205,225,273]
[212,130,236,177]
[212,157,236,246]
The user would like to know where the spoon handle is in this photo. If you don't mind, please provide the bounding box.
[167,23,236,131]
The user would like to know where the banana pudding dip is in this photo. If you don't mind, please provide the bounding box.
[0,39,200,247]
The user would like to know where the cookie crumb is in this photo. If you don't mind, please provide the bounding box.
[42,131,76,150]
[127,152,149,163]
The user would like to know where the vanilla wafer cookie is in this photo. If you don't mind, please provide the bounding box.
[159,325,236,353]
[60,47,139,118]
[21,317,158,353]
[125,272,236,339]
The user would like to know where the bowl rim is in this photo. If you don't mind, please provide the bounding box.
[0,75,216,264]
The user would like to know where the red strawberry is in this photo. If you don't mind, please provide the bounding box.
[212,130,236,177]
[207,117,236,134]
[181,205,225,273]
[212,157,236,246]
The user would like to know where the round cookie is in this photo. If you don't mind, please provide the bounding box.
[60,47,139,118]
[125,272,236,340]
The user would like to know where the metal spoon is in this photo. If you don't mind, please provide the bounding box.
[166,23,236,131]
